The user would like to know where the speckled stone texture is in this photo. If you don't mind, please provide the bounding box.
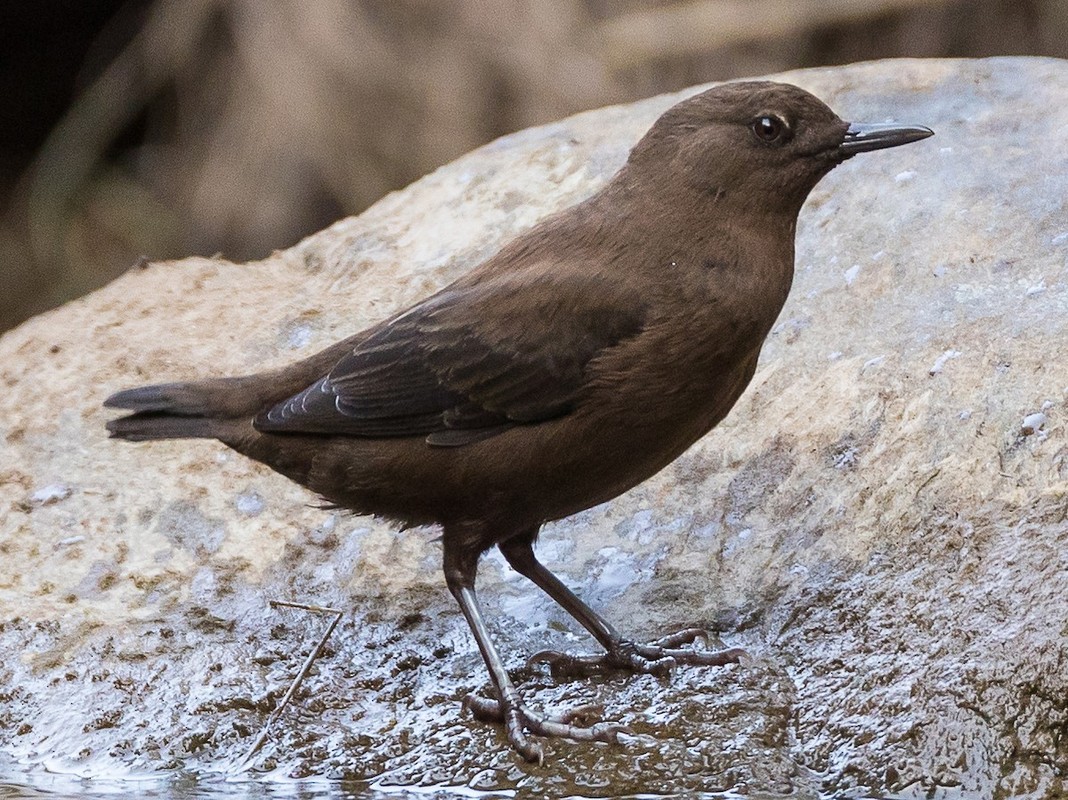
[1,57,1066,798]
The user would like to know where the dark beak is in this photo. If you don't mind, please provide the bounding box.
[839,122,934,157]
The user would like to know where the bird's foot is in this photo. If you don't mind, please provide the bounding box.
[529,627,747,680]
[463,694,628,763]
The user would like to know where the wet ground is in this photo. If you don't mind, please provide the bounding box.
[0,773,763,800]
[5,505,1053,799]
[0,560,807,798]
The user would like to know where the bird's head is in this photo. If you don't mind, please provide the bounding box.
[626,81,932,219]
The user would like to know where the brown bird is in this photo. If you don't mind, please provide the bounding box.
[105,81,932,762]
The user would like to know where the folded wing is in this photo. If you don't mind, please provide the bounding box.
[254,272,645,447]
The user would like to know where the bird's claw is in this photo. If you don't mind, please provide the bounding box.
[463,693,628,762]
[528,629,746,680]
[649,626,711,649]
[529,647,674,678]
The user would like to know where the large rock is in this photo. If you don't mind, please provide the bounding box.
[2,56,1066,797]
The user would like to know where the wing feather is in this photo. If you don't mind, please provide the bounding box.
[254,272,644,445]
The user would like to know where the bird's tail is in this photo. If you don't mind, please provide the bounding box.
[104,382,234,441]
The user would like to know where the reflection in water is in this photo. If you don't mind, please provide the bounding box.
[0,771,761,800]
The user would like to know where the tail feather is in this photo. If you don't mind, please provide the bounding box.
[103,382,212,415]
[104,381,237,442]
[106,412,221,441]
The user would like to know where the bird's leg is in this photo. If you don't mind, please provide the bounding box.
[498,535,745,680]
[442,535,626,762]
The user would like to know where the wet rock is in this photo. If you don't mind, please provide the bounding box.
[2,57,1067,798]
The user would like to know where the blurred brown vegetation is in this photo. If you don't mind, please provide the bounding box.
[2,0,1067,332]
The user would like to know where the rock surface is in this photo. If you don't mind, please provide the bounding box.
[2,57,1067,798]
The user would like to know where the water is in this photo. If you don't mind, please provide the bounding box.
[0,770,754,800]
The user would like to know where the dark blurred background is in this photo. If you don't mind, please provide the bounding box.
[2,0,1066,332]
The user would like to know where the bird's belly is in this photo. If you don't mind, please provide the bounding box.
[446,349,760,526]
[251,351,760,532]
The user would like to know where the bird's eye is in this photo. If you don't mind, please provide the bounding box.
[751,115,791,144]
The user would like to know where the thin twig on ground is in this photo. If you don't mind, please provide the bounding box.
[239,599,344,768]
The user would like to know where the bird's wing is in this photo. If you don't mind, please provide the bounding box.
[254,271,646,446]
